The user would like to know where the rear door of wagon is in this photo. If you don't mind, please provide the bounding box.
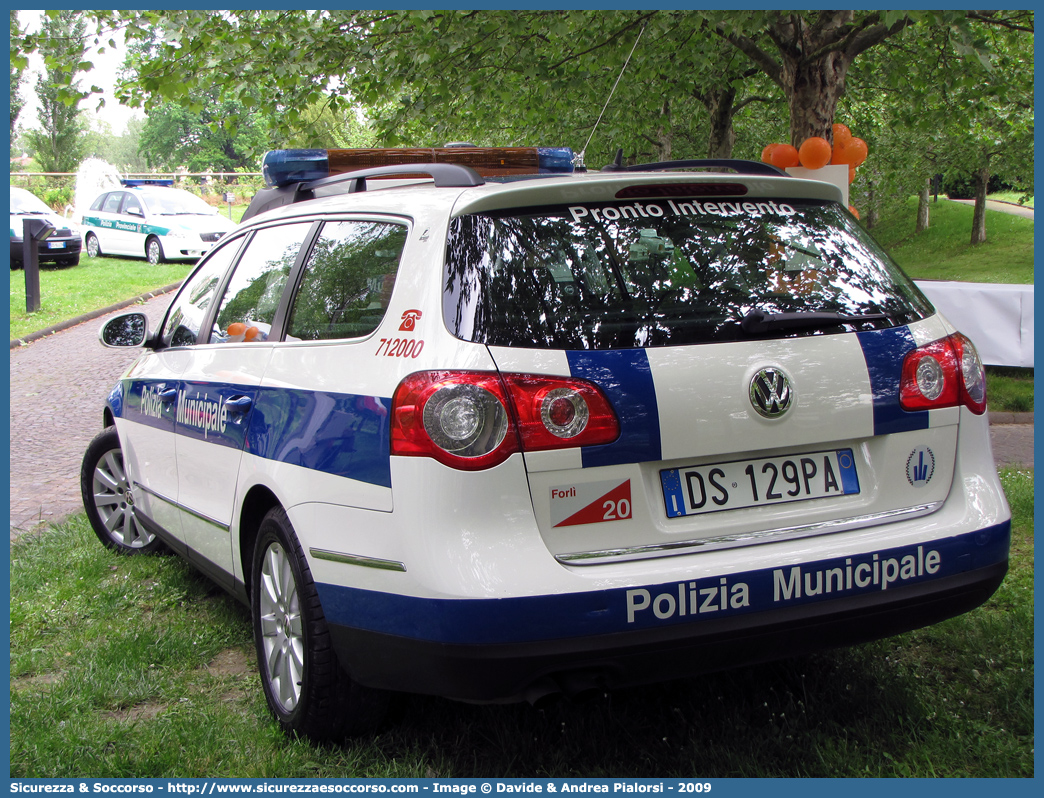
[443,187,960,564]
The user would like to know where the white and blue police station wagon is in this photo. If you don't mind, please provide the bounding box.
[81,179,236,265]
[82,146,1010,742]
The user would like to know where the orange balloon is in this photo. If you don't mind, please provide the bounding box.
[761,143,779,164]
[832,123,852,146]
[844,137,868,167]
[769,143,800,169]
[848,164,857,184]
[226,322,246,336]
[830,141,848,165]
[798,136,832,169]
[849,205,860,220]
[244,326,261,342]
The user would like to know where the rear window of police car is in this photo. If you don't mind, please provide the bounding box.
[443,198,932,350]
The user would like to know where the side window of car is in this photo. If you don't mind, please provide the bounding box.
[211,223,312,344]
[102,193,123,213]
[161,238,244,348]
[285,220,409,341]
[90,194,107,212]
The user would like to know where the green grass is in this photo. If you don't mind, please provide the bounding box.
[989,191,1034,208]
[987,367,1035,413]
[9,468,1033,777]
[870,197,1034,284]
[10,255,194,340]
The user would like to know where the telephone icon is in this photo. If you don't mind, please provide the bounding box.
[399,309,423,332]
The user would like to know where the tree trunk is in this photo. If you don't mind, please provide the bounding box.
[654,99,672,161]
[705,88,736,158]
[971,166,989,245]
[916,178,930,233]
[866,181,879,228]
[719,11,912,147]
[783,50,850,145]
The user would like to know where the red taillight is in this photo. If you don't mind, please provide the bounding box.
[391,371,620,470]
[502,374,619,452]
[900,333,986,415]
[390,372,518,470]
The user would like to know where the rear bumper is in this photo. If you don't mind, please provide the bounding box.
[321,522,1009,703]
[10,236,81,263]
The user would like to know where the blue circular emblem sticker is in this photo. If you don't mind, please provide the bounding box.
[906,446,936,487]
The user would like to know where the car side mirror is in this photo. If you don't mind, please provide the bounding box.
[99,312,149,348]
[126,207,144,218]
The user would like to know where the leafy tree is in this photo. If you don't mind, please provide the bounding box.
[281,101,377,150]
[357,11,784,163]
[705,11,928,145]
[10,11,24,133]
[840,13,1033,240]
[9,8,1031,182]
[10,10,792,165]
[138,97,271,172]
[82,115,150,172]
[933,17,1033,244]
[22,10,93,172]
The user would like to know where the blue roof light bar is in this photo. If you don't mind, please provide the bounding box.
[261,146,576,188]
[121,179,175,188]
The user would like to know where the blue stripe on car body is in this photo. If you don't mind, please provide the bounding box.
[248,387,392,489]
[566,349,662,468]
[856,326,929,435]
[114,379,392,487]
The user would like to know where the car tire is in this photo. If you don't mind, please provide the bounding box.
[251,506,389,741]
[80,426,166,554]
[85,233,101,258]
[146,236,165,265]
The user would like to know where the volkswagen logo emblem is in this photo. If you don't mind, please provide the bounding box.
[750,368,793,418]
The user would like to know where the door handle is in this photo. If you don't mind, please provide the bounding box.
[224,395,253,414]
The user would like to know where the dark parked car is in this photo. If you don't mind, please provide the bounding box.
[10,186,82,267]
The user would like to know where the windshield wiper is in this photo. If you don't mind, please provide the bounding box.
[741,308,889,334]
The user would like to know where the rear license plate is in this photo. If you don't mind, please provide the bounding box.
[46,241,66,249]
[661,448,859,518]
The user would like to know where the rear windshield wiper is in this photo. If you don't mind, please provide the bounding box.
[741,308,890,334]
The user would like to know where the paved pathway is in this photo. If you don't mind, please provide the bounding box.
[7,292,1034,540]
[9,293,171,539]
[949,198,1034,220]
[989,423,1035,471]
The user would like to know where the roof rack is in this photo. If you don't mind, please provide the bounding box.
[241,163,485,223]
[600,149,788,177]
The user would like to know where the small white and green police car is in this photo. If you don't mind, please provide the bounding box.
[83,146,1010,742]
[81,179,235,264]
